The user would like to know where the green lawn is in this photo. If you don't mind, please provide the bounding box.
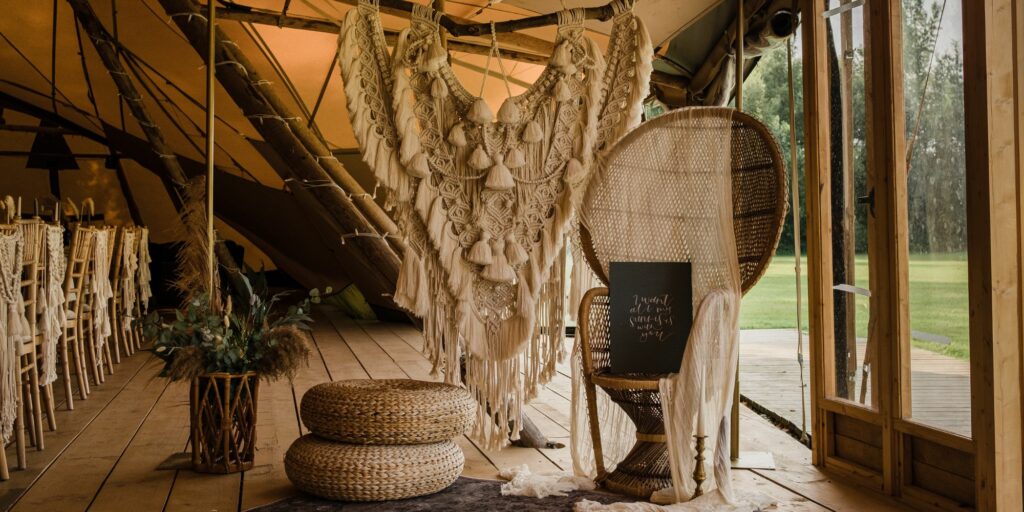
[740,254,970,359]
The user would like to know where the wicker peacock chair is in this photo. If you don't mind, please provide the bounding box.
[577,107,787,498]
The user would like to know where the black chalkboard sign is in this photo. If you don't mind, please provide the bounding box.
[609,261,693,374]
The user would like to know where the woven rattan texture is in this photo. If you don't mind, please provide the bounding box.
[580,108,786,294]
[300,379,475,445]
[284,435,464,502]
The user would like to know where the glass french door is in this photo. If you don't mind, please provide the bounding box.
[803,0,976,509]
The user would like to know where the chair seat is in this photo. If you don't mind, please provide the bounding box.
[591,372,666,391]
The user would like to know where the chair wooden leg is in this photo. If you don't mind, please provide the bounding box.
[110,315,122,365]
[0,437,9,480]
[60,336,76,410]
[103,341,114,376]
[14,383,27,469]
[43,384,56,431]
[73,333,90,398]
[583,378,608,480]
[28,361,44,450]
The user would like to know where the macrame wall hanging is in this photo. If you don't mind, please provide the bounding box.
[91,229,114,360]
[0,229,29,445]
[138,228,153,313]
[338,0,651,448]
[40,225,66,386]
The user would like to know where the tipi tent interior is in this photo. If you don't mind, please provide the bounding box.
[0,0,1021,511]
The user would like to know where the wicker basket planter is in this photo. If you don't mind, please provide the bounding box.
[300,379,474,444]
[190,372,259,474]
[285,435,464,501]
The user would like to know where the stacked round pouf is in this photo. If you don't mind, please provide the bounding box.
[285,379,475,502]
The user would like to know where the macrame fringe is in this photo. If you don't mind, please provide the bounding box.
[339,9,412,201]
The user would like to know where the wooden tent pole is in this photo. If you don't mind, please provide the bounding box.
[159,0,406,261]
[731,0,744,464]
[156,0,402,303]
[66,0,249,301]
[205,0,216,299]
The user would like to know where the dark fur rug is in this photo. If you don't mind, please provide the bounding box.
[249,477,633,511]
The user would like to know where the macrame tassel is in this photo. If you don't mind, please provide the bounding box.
[467,231,493,266]
[421,40,447,73]
[522,120,543,144]
[399,133,420,164]
[551,41,572,69]
[414,178,435,221]
[554,79,572,102]
[448,122,467,147]
[485,154,515,191]
[564,157,586,184]
[407,152,430,179]
[482,238,516,283]
[427,196,447,246]
[431,76,449,99]
[468,97,493,124]
[504,232,528,266]
[469,145,493,170]
[506,147,526,169]
[497,98,521,125]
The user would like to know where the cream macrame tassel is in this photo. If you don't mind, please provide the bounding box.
[554,79,572,102]
[414,178,435,221]
[522,120,544,144]
[431,76,449,98]
[468,98,493,124]
[504,232,529,266]
[564,157,586,183]
[408,152,430,178]
[497,97,521,124]
[482,237,515,283]
[467,231,493,266]
[469,145,493,170]
[427,196,447,246]
[506,147,526,169]
[551,40,572,69]
[420,40,447,73]
[448,122,468,147]
[485,154,515,191]
[399,130,421,163]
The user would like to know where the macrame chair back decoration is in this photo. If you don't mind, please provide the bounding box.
[338,0,652,449]
[571,107,787,502]
[579,108,787,294]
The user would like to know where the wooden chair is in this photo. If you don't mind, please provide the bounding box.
[62,226,95,407]
[79,227,115,384]
[576,108,787,497]
[110,226,140,361]
[16,219,54,450]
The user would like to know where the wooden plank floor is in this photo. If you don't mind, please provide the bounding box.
[739,329,971,437]
[1,308,913,511]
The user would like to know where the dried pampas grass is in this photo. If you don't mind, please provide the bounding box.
[166,346,206,381]
[257,325,312,381]
[173,176,220,309]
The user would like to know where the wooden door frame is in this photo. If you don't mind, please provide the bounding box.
[801,0,1024,509]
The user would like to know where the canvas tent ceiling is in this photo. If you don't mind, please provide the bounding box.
[0,0,753,311]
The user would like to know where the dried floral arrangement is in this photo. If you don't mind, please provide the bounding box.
[144,273,316,382]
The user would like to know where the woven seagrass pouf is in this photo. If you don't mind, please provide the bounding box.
[300,379,474,445]
[284,434,464,501]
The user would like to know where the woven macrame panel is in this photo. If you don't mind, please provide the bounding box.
[338,0,652,449]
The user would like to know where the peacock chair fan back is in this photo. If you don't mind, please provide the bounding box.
[579,107,787,295]
[573,107,787,498]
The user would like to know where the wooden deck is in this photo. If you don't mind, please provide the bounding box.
[739,329,972,437]
[0,309,913,511]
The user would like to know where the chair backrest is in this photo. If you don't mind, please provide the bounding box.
[579,107,787,295]
[578,107,772,375]
[64,226,95,314]
[15,220,46,344]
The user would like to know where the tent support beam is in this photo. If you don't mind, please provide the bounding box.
[215,6,550,65]
[66,0,249,299]
[156,0,404,309]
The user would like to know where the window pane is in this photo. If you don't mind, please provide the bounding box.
[825,0,875,408]
[901,0,970,437]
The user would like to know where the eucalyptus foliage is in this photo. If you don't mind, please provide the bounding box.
[145,274,314,380]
